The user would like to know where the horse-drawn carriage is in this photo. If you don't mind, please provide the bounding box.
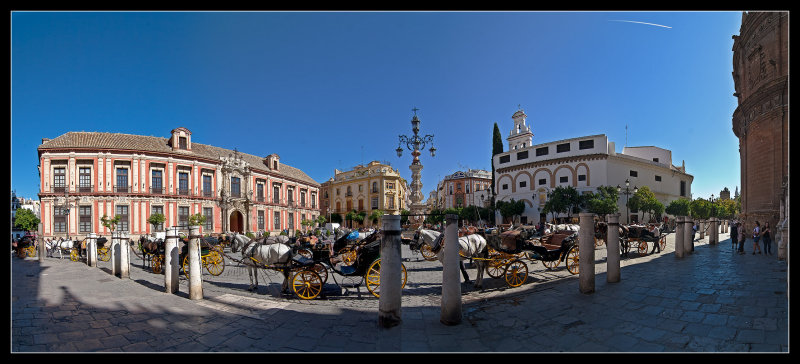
[308,229,408,299]
[226,229,407,300]
[484,227,580,287]
[138,233,226,277]
[619,225,666,257]
[14,235,37,258]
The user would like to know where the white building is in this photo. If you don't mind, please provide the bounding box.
[492,109,693,225]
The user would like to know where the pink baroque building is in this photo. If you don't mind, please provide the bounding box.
[37,127,320,240]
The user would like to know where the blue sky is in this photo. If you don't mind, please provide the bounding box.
[11,11,743,202]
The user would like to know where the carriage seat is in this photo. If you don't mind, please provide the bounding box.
[292,254,316,267]
[541,233,571,251]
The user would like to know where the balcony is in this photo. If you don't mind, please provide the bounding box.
[52,186,67,193]
[78,185,93,193]
[177,188,191,196]
[257,195,265,202]
[115,186,131,194]
[203,190,214,198]
[150,187,165,195]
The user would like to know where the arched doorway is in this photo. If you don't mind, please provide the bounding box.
[229,211,244,233]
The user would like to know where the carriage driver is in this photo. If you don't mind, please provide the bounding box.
[648,224,661,254]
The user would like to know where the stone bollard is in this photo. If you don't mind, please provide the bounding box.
[606,213,621,283]
[675,216,684,258]
[112,232,120,276]
[87,233,97,267]
[440,214,462,325]
[684,217,693,255]
[38,222,44,263]
[164,227,180,294]
[378,214,403,329]
[188,226,203,300]
[578,212,595,294]
[710,218,718,245]
[119,232,130,278]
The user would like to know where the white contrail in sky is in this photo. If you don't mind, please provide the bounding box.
[610,20,672,29]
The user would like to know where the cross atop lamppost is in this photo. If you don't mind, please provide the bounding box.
[617,179,638,224]
[396,108,436,224]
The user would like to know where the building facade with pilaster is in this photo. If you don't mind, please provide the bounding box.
[37,128,320,240]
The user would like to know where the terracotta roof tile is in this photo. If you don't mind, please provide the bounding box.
[39,132,319,186]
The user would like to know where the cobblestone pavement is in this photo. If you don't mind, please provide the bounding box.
[11,231,789,352]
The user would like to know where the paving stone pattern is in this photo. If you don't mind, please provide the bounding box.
[11,232,788,352]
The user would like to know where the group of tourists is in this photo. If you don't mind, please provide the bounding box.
[730,219,773,255]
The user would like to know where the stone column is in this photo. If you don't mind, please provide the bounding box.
[683,217,693,255]
[164,227,180,294]
[606,214,621,283]
[119,232,130,278]
[188,226,203,300]
[378,214,402,329]
[38,222,44,263]
[675,216,684,258]
[87,233,97,267]
[440,213,462,325]
[578,212,595,294]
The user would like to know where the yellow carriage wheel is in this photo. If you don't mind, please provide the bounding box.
[486,248,506,278]
[659,236,667,251]
[339,247,357,266]
[182,255,191,279]
[98,247,110,261]
[69,248,80,262]
[565,245,580,275]
[365,259,408,298]
[26,245,37,258]
[637,239,649,256]
[152,255,163,274]
[503,259,528,287]
[205,251,225,276]
[312,263,328,284]
[297,249,313,259]
[292,269,323,300]
[420,243,437,261]
[542,258,559,270]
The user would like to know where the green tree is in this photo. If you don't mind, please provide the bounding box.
[147,213,166,231]
[13,208,40,233]
[316,215,327,227]
[629,186,663,222]
[585,185,620,218]
[496,199,525,224]
[100,214,121,232]
[689,198,712,220]
[490,122,503,205]
[369,210,384,226]
[330,213,342,224]
[188,213,206,227]
[665,198,691,217]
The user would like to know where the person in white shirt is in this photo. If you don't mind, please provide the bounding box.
[752,221,762,255]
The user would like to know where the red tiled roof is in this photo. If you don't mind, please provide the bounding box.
[39,131,319,186]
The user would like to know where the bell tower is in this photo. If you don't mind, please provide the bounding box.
[507,107,533,151]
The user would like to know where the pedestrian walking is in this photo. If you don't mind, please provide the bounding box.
[752,221,762,255]
[730,220,738,250]
[762,222,772,255]
[737,222,746,254]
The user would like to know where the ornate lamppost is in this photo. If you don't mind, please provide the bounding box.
[617,179,638,224]
[396,108,436,224]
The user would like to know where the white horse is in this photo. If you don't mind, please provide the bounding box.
[543,223,580,235]
[227,232,294,293]
[415,228,488,289]
[46,237,79,259]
